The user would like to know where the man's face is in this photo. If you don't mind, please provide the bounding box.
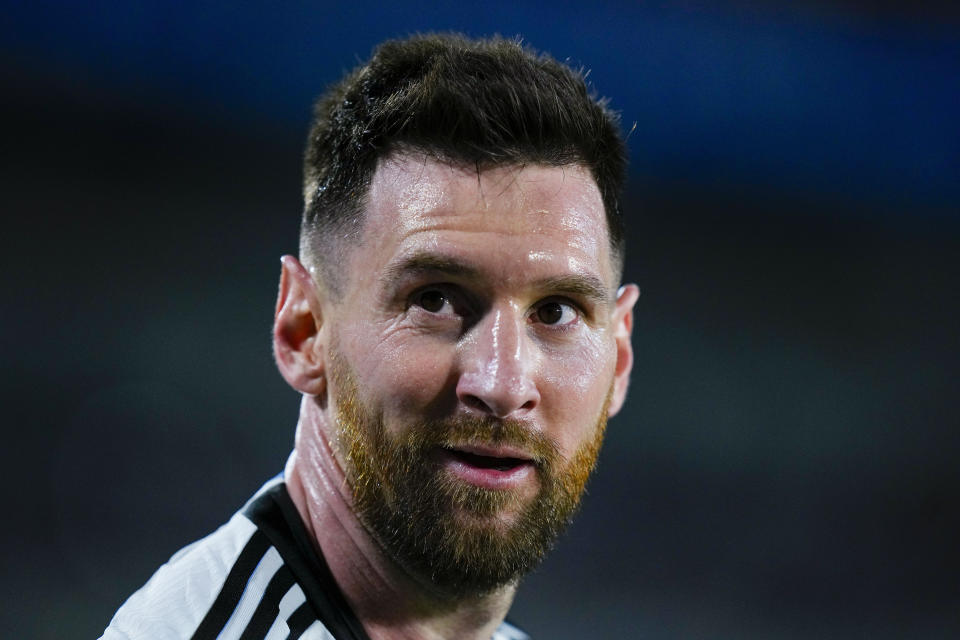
[323,153,631,594]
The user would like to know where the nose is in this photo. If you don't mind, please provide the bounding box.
[456,307,541,418]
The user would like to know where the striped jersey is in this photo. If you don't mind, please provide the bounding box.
[100,476,530,640]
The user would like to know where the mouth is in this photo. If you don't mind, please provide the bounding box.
[437,444,537,489]
[445,449,528,472]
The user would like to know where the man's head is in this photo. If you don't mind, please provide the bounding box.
[299,33,628,292]
[275,33,637,599]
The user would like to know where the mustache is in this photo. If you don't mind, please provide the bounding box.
[398,414,560,467]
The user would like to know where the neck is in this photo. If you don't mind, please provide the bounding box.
[284,397,517,640]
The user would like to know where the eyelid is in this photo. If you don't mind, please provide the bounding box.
[409,284,449,306]
[543,295,588,315]
[408,283,475,316]
[531,297,582,326]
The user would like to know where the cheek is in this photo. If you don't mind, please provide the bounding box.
[539,333,616,446]
[541,330,615,399]
[343,326,457,418]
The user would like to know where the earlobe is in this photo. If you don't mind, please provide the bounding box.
[273,255,327,396]
[608,284,639,417]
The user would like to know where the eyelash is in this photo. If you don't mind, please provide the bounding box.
[408,287,582,328]
[531,299,581,327]
[411,288,457,315]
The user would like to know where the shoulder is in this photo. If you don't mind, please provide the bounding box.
[101,510,260,640]
[100,477,295,640]
[100,476,343,640]
[493,620,531,640]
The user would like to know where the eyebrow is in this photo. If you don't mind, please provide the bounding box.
[381,252,483,286]
[533,274,611,305]
[381,250,612,305]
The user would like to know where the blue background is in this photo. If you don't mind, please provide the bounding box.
[2,2,958,638]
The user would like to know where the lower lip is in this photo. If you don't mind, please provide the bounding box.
[438,451,536,490]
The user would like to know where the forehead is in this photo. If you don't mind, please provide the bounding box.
[354,154,613,286]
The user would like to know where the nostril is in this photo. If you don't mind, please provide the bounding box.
[459,392,538,417]
[463,394,490,413]
[456,370,540,418]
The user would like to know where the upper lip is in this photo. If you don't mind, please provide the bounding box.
[443,443,534,462]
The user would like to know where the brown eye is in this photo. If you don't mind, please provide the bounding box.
[418,290,447,313]
[534,300,579,326]
[537,302,564,324]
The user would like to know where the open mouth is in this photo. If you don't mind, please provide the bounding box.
[437,445,537,490]
[445,448,528,472]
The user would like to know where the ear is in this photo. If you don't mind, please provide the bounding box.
[273,255,327,396]
[608,284,639,417]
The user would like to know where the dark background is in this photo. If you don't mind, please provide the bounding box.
[2,2,958,638]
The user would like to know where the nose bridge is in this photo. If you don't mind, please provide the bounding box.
[482,307,523,380]
[457,304,539,417]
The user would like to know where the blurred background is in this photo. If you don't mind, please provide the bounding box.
[2,2,958,638]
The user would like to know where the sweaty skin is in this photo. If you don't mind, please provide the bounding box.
[275,153,639,640]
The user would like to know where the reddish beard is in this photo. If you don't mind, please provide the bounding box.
[329,354,610,597]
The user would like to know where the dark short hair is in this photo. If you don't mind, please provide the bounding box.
[301,33,627,289]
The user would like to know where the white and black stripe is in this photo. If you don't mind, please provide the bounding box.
[101,476,529,640]
[189,530,274,639]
